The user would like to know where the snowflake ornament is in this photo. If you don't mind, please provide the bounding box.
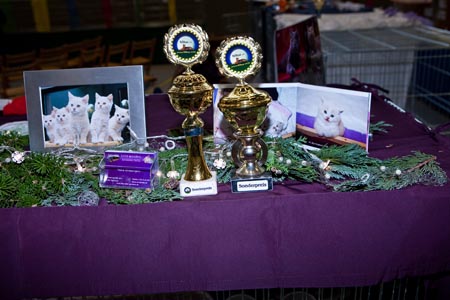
[167,170,180,179]
[213,158,226,169]
[11,151,25,164]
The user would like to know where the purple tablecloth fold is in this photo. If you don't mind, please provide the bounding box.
[1,93,449,299]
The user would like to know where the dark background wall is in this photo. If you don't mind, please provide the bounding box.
[0,0,447,64]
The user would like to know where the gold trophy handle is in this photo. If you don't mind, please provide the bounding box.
[256,138,268,166]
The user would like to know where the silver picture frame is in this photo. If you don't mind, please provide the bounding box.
[24,66,147,152]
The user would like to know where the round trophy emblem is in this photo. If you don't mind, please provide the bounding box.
[164,24,209,68]
[215,36,262,81]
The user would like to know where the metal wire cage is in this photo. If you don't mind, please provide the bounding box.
[24,276,432,299]
[321,26,450,125]
[209,277,429,300]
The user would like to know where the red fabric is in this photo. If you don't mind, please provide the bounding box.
[2,96,27,116]
[102,0,112,28]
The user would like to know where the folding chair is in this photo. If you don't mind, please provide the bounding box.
[67,36,103,68]
[1,51,38,98]
[127,38,157,85]
[103,41,130,67]
[37,44,69,70]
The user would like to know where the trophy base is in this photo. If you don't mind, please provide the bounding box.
[180,171,218,197]
[231,172,273,193]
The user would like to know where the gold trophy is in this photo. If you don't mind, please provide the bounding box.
[215,36,273,193]
[164,24,217,197]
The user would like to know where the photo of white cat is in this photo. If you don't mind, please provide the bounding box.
[52,105,72,145]
[42,91,129,148]
[108,104,130,142]
[313,98,345,138]
[90,93,113,144]
[42,113,56,144]
[264,101,292,137]
[67,91,90,145]
[296,84,371,150]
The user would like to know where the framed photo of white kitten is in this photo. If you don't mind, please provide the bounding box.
[296,84,372,151]
[213,82,371,151]
[24,66,147,152]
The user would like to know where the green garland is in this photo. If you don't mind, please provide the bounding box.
[0,129,447,208]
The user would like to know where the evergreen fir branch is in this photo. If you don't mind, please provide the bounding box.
[16,183,48,207]
[370,121,393,134]
[125,187,182,204]
[0,133,448,206]
[329,165,373,180]
[41,172,96,206]
[28,152,68,176]
[0,173,17,207]
[286,165,317,183]
[0,131,29,150]
[158,148,188,180]
[406,154,436,173]
[81,171,127,204]
[316,144,380,167]
[264,137,318,182]
[215,165,234,183]
[332,152,447,192]
[269,137,312,162]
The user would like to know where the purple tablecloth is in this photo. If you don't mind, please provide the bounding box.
[1,93,450,299]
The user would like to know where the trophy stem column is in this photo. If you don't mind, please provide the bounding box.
[184,127,212,181]
[232,132,268,177]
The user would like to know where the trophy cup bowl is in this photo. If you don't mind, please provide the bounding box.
[168,71,213,181]
[218,84,271,136]
[218,84,271,177]
[168,72,212,129]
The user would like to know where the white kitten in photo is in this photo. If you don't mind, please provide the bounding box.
[313,98,345,138]
[52,106,73,145]
[264,101,292,138]
[108,104,129,142]
[43,112,56,143]
[90,93,113,143]
[67,92,90,145]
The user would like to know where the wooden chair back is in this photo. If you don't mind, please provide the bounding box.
[103,41,130,67]
[38,45,69,70]
[81,44,105,67]
[1,50,38,98]
[67,36,103,68]
[127,38,157,84]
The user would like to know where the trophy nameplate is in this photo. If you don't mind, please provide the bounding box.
[215,36,273,192]
[231,173,273,193]
[164,24,217,197]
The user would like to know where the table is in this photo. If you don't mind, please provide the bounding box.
[1,91,450,299]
